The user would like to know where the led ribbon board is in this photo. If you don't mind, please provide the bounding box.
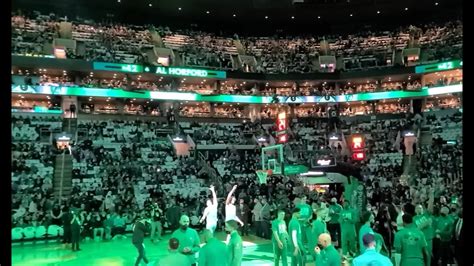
[92,62,226,79]
[273,84,462,104]
[415,60,462,74]
[93,62,143,73]
[12,84,462,103]
[145,66,227,79]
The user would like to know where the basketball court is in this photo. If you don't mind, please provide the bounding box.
[12,232,283,266]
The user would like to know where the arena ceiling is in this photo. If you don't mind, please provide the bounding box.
[13,0,462,34]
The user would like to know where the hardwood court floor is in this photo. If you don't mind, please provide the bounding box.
[12,232,290,266]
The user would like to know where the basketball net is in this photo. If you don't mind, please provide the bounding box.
[256,170,271,184]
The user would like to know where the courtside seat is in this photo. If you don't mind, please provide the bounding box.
[35,225,47,239]
[12,227,23,241]
[47,224,60,238]
[23,226,35,240]
[58,226,64,236]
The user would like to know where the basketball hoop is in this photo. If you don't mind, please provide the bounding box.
[256,169,272,184]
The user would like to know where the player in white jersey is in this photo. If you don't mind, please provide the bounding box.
[225,185,244,226]
[200,185,219,234]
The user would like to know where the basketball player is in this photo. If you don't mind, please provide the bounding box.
[225,185,244,243]
[225,185,244,226]
[200,185,219,234]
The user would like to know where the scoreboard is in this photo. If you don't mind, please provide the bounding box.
[350,134,366,161]
[276,112,288,143]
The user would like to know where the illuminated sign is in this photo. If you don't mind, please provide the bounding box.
[415,60,462,74]
[146,66,227,79]
[93,62,227,78]
[277,112,287,131]
[352,152,366,161]
[312,154,336,168]
[278,135,287,143]
[12,107,62,114]
[283,165,309,175]
[351,136,364,150]
[276,112,288,143]
[317,159,332,166]
[350,134,366,161]
[93,62,143,73]
[11,84,462,104]
[300,171,325,176]
[172,136,184,142]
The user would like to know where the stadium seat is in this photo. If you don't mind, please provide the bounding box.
[58,226,64,236]
[47,225,60,238]
[12,227,23,241]
[23,226,35,240]
[35,226,47,239]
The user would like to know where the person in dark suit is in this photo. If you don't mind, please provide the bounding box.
[236,199,250,236]
[165,200,182,231]
[70,209,82,251]
[62,206,72,245]
[454,208,464,266]
[69,103,76,118]
[132,217,151,266]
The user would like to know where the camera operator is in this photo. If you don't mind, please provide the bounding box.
[150,202,163,243]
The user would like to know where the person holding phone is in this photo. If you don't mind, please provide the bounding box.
[70,209,82,251]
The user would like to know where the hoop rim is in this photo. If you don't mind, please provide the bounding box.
[256,169,272,176]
